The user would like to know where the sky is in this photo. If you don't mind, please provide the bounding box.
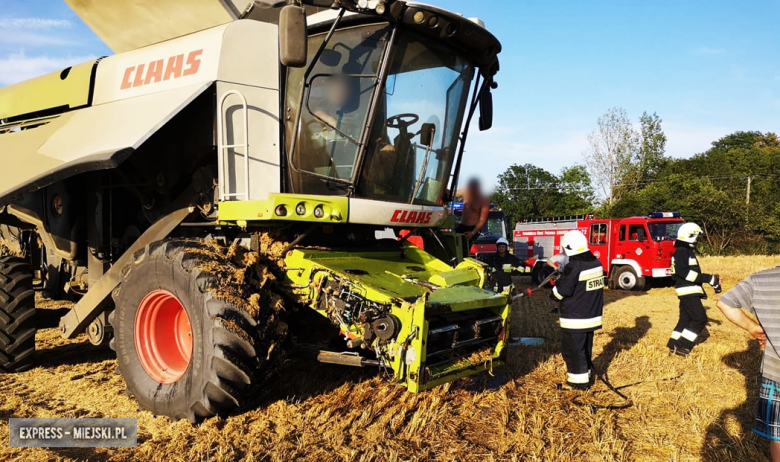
[1,0,779,190]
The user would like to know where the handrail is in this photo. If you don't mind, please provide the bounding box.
[217,90,250,201]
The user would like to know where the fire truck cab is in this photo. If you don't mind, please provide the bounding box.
[514,212,685,290]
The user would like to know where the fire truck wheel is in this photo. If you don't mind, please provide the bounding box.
[531,265,554,287]
[111,239,285,422]
[613,266,645,291]
[0,257,36,373]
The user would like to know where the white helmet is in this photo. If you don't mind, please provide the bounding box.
[496,237,509,247]
[561,230,589,256]
[677,223,703,244]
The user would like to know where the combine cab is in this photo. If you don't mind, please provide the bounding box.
[0,0,505,421]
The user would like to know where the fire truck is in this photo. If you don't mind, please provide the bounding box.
[451,202,507,262]
[514,213,685,290]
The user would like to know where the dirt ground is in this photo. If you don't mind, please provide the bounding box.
[1,256,778,461]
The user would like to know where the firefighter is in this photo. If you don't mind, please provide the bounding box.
[487,237,523,292]
[668,222,721,356]
[551,230,605,390]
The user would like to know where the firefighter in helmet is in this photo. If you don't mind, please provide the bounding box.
[551,230,605,390]
[668,222,721,356]
[487,237,524,292]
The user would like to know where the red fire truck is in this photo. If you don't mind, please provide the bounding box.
[514,212,685,290]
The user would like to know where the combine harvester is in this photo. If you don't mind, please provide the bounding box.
[0,0,506,421]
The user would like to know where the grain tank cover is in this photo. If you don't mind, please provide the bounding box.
[65,0,256,52]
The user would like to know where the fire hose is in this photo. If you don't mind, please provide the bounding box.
[512,269,562,301]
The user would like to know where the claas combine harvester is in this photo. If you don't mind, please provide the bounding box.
[0,0,505,421]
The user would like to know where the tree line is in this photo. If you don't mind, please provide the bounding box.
[491,107,780,255]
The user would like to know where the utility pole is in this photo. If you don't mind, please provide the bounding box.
[746,176,752,205]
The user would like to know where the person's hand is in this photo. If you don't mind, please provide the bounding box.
[464,231,473,240]
[710,274,722,294]
[748,323,767,348]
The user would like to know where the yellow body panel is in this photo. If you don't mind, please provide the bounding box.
[0,60,96,121]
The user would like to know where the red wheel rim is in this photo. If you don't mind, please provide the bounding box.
[134,290,193,384]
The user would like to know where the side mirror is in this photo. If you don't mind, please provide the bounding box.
[478,88,493,131]
[279,5,308,68]
[420,123,436,147]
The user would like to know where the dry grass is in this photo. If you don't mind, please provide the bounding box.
[0,255,778,461]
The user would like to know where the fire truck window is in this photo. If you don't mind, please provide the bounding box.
[619,225,626,241]
[628,224,647,241]
[589,223,607,245]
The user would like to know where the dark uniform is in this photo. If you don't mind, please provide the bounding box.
[487,252,524,292]
[552,251,605,388]
[668,241,716,354]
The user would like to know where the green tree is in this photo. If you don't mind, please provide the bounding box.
[637,111,667,181]
[491,163,594,229]
[611,130,780,254]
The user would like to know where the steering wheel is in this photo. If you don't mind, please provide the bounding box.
[386,113,419,130]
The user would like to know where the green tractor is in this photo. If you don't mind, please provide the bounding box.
[0,0,506,421]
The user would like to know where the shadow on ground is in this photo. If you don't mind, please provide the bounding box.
[701,341,769,461]
[594,315,651,374]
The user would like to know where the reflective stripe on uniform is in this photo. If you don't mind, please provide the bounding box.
[676,285,704,296]
[688,258,698,265]
[568,372,590,384]
[579,267,604,281]
[560,316,602,330]
[670,331,682,340]
[681,329,698,342]
[686,270,699,282]
[552,286,564,300]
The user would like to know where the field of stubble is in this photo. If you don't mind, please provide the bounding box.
[0,256,778,461]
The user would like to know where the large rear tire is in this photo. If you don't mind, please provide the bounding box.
[0,257,36,373]
[110,239,285,422]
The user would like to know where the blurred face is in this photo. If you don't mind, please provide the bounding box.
[329,78,349,107]
[467,180,481,196]
[497,244,507,255]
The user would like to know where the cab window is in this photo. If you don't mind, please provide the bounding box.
[589,223,607,245]
[619,225,626,241]
[628,224,647,241]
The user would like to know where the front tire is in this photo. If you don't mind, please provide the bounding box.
[111,239,285,422]
[0,257,35,372]
[613,266,645,291]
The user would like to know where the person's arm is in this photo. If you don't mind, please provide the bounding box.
[466,202,490,240]
[552,266,577,300]
[716,300,766,346]
[717,278,766,346]
[673,249,716,286]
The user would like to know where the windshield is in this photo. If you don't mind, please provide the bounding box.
[357,33,474,205]
[285,24,475,203]
[648,222,683,241]
[484,213,506,237]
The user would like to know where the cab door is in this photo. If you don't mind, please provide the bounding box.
[614,222,651,269]
[587,222,609,271]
